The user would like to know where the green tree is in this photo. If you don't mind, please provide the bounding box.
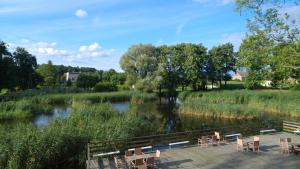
[120,44,159,91]
[76,74,99,89]
[236,0,300,88]
[209,43,236,88]
[182,43,207,91]
[13,47,41,89]
[37,60,57,86]
[0,42,17,90]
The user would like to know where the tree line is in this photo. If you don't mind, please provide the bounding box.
[0,42,125,92]
[120,43,236,93]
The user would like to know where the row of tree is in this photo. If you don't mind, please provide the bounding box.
[0,42,125,91]
[120,43,236,93]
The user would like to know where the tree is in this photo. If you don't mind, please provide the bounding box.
[236,0,300,88]
[0,41,17,90]
[182,43,207,91]
[209,43,236,88]
[37,60,57,86]
[120,44,159,91]
[76,74,99,88]
[13,47,41,89]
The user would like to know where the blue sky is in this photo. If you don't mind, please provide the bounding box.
[1,0,298,71]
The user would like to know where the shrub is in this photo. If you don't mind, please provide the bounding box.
[94,82,117,92]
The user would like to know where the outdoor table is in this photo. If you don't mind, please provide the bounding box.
[126,153,155,163]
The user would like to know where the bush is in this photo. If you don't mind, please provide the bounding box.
[94,82,117,92]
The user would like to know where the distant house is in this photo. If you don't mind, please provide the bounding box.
[65,72,80,82]
[232,71,248,81]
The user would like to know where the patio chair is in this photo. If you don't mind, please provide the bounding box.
[236,138,248,152]
[114,156,125,169]
[211,135,218,145]
[135,147,143,155]
[215,132,223,144]
[254,136,260,141]
[155,150,161,159]
[282,140,293,155]
[146,157,157,168]
[131,158,146,169]
[125,150,133,168]
[249,141,260,152]
[198,136,209,148]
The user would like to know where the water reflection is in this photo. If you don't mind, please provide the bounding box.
[111,102,130,112]
[33,107,71,127]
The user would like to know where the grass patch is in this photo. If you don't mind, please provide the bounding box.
[179,90,300,118]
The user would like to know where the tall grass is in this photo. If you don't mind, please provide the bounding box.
[179,90,300,118]
[0,103,154,169]
[0,91,158,120]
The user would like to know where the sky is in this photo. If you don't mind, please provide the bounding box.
[0,0,299,71]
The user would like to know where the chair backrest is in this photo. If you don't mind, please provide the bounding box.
[286,138,292,143]
[137,164,147,169]
[283,140,289,150]
[202,136,208,143]
[215,132,220,139]
[238,134,243,139]
[237,138,243,146]
[135,148,142,155]
[212,135,217,141]
[147,157,155,164]
[125,150,133,157]
[253,141,259,147]
[156,150,161,158]
[254,136,260,141]
[135,158,144,165]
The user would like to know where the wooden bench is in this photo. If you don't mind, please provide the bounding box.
[92,150,120,158]
[169,141,190,149]
[260,129,276,135]
[224,133,241,142]
[128,146,153,151]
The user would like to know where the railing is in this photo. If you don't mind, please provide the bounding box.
[283,121,300,133]
[87,123,274,161]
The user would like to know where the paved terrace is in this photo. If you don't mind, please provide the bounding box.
[93,132,300,169]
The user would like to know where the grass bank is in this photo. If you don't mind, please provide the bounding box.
[0,91,158,120]
[179,90,300,119]
[0,102,155,169]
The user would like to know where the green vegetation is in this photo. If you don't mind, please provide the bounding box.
[0,103,153,169]
[94,82,117,92]
[179,90,300,119]
[0,91,157,120]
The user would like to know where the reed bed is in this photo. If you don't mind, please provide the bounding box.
[179,90,300,118]
[0,91,157,120]
[0,103,153,169]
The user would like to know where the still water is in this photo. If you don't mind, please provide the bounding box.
[3,100,288,135]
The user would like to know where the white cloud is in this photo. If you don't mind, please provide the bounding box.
[192,0,234,6]
[176,22,186,35]
[8,40,115,65]
[75,9,88,18]
[220,32,245,51]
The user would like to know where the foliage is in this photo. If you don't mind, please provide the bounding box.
[236,0,300,89]
[94,82,117,92]
[13,47,42,89]
[179,90,300,118]
[0,103,152,169]
[76,74,99,89]
[37,60,57,86]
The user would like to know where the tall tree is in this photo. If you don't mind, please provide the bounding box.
[120,44,159,91]
[0,42,17,90]
[209,43,236,88]
[236,0,300,88]
[13,47,41,89]
[182,43,207,91]
[37,60,57,86]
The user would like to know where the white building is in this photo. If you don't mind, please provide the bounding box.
[65,72,80,82]
[232,71,248,81]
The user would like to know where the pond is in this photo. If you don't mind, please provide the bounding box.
[1,99,292,135]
